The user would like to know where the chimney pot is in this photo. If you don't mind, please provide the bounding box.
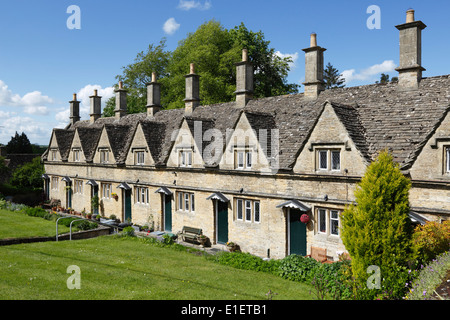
[406,9,415,23]
[151,72,157,83]
[190,63,195,74]
[73,93,77,101]
[242,48,248,62]
[310,33,317,47]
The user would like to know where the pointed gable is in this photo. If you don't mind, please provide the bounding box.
[293,101,368,176]
[47,129,75,162]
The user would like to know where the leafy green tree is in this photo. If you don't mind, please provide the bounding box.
[323,62,345,89]
[376,73,390,84]
[103,20,299,115]
[6,132,33,154]
[9,157,44,190]
[340,150,414,299]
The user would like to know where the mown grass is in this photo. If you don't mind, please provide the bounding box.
[0,235,314,300]
[0,209,71,239]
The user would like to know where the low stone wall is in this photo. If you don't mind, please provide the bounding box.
[0,226,112,246]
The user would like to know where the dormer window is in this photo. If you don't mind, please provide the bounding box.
[100,149,110,164]
[179,150,192,167]
[135,150,145,165]
[236,150,252,170]
[51,149,58,161]
[317,149,341,171]
[73,149,81,162]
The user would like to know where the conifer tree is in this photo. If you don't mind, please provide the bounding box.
[323,62,345,89]
[340,150,414,299]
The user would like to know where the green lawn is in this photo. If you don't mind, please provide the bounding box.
[0,236,314,300]
[0,209,70,239]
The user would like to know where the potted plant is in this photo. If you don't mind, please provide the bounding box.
[300,213,310,224]
[111,192,118,201]
[196,234,208,247]
[86,212,92,219]
[226,241,237,252]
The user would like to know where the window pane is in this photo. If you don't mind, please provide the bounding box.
[447,147,450,172]
[319,151,327,170]
[331,151,340,170]
[330,210,339,235]
[245,200,252,221]
[185,193,189,211]
[190,194,195,212]
[254,201,260,222]
[238,152,244,168]
[178,192,183,210]
[246,151,252,168]
[237,199,243,220]
[187,151,192,166]
[319,209,326,233]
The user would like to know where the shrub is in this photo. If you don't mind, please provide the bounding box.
[122,226,135,237]
[310,261,353,300]
[278,255,321,282]
[413,221,450,263]
[405,251,450,300]
[211,251,281,275]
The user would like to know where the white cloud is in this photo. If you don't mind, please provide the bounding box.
[177,0,211,11]
[275,51,299,69]
[341,60,397,84]
[0,115,51,145]
[0,80,53,115]
[163,18,181,35]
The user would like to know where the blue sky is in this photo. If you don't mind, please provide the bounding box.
[0,0,449,145]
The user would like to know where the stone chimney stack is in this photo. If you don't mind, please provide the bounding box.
[302,33,326,99]
[184,63,200,115]
[114,81,127,120]
[235,48,254,108]
[395,9,427,90]
[89,89,102,124]
[69,93,80,125]
[146,72,161,117]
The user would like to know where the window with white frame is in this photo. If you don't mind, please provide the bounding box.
[135,187,149,204]
[317,208,340,236]
[51,150,58,161]
[177,191,195,212]
[51,177,59,190]
[135,151,145,165]
[236,198,260,223]
[74,180,83,194]
[100,149,110,164]
[317,149,341,171]
[101,183,112,199]
[235,150,252,169]
[179,150,192,167]
[73,149,81,162]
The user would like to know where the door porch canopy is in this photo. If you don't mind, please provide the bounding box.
[276,199,311,212]
[206,192,229,203]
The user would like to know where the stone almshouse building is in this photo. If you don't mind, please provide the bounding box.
[43,10,449,260]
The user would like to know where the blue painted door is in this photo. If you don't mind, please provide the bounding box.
[217,201,228,244]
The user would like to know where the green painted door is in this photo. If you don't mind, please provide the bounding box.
[164,195,172,232]
[92,186,99,215]
[66,184,72,209]
[289,209,307,256]
[217,201,228,244]
[124,189,132,222]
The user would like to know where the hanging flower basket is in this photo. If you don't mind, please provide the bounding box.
[300,214,310,224]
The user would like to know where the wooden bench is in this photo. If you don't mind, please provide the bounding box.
[307,246,333,264]
[179,226,203,244]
